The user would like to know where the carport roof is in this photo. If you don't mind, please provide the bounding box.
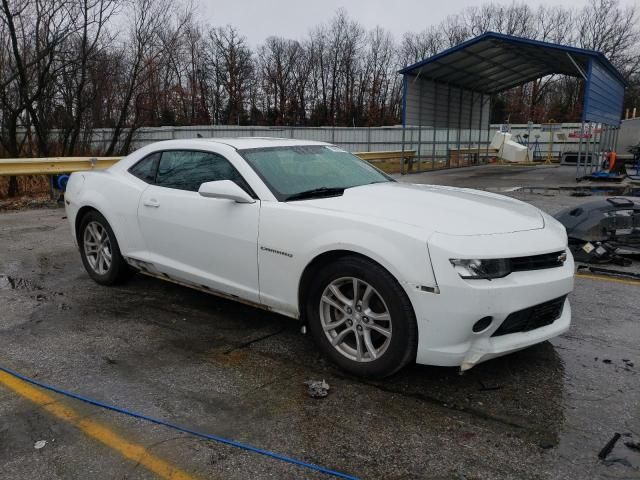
[399,31,627,94]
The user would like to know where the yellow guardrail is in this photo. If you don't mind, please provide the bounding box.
[354,150,416,161]
[354,150,417,174]
[0,157,121,176]
[0,151,417,176]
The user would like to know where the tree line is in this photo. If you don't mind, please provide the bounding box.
[0,0,638,161]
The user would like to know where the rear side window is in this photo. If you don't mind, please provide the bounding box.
[129,152,160,183]
[155,150,250,193]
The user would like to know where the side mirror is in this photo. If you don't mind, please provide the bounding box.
[198,180,255,204]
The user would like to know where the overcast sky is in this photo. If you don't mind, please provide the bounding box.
[194,0,637,46]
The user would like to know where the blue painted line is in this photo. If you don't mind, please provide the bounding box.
[0,365,359,480]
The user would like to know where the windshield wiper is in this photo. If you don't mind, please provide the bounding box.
[284,187,345,202]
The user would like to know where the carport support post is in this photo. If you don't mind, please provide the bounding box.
[445,85,451,168]
[608,125,615,153]
[609,125,615,152]
[431,80,437,170]
[401,125,406,175]
[576,122,584,180]
[585,124,592,176]
[613,126,619,153]
[456,88,463,167]
[469,91,474,166]
[598,124,605,172]
[417,80,423,172]
[608,125,615,154]
[596,125,603,172]
[485,95,492,163]
[477,94,483,164]
[417,127,422,172]
[595,124,603,173]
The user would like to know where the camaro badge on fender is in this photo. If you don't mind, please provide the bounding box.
[260,246,293,258]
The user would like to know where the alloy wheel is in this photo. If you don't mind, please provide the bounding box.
[83,221,112,275]
[319,277,392,362]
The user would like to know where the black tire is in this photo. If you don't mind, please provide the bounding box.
[78,210,132,285]
[306,255,418,378]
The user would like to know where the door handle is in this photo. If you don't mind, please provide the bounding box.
[143,199,160,208]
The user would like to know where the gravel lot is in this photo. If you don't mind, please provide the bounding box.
[0,165,639,479]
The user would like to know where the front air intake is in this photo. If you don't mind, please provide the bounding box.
[492,296,566,337]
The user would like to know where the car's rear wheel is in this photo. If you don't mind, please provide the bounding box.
[306,256,418,378]
[79,211,131,285]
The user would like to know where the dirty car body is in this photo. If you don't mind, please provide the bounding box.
[64,138,574,376]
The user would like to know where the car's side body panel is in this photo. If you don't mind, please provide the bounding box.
[257,201,436,317]
[65,170,147,253]
[136,185,260,302]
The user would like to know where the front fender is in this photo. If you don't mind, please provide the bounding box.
[257,202,435,317]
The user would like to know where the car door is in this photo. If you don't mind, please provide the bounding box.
[137,149,260,303]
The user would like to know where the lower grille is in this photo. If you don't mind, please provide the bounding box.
[492,296,567,337]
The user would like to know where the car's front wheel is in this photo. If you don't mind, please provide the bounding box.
[79,210,131,285]
[306,256,418,378]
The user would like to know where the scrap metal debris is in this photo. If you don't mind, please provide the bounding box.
[603,457,633,468]
[478,381,503,392]
[34,440,47,450]
[577,265,640,280]
[598,433,621,460]
[555,197,640,267]
[305,379,330,398]
[625,441,640,452]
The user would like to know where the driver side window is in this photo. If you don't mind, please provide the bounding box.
[155,150,252,194]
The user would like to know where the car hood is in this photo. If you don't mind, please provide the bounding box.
[295,182,544,236]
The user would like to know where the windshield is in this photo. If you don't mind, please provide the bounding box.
[238,145,393,201]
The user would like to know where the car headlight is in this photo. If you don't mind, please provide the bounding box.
[449,258,510,279]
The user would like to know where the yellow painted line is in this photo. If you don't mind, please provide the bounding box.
[0,370,196,480]
[576,273,640,286]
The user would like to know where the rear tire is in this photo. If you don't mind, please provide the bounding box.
[78,211,132,285]
[306,256,418,378]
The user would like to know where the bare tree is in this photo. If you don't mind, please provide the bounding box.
[105,0,184,154]
[57,0,119,155]
[258,37,302,125]
[1,0,640,180]
[207,25,253,125]
[0,0,78,155]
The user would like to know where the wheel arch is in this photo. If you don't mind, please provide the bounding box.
[75,205,102,245]
[297,249,411,325]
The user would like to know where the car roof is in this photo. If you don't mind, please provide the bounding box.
[109,137,336,174]
[165,137,330,150]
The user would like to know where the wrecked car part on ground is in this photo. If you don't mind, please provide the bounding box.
[555,197,640,265]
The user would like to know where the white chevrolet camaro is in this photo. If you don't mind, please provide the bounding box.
[65,138,574,377]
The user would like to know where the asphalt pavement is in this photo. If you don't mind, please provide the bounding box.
[0,165,639,479]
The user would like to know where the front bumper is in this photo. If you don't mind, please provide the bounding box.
[408,228,574,369]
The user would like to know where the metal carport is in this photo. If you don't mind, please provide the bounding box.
[399,31,627,177]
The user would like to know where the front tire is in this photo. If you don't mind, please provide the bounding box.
[78,211,131,285]
[306,256,418,378]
